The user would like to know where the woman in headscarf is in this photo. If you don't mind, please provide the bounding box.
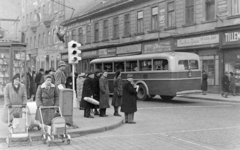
[1,73,27,124]
[112,70,122,116]
[35,74,59,125]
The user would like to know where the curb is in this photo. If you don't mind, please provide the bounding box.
[181,96,240,103]
[0,119,124,143]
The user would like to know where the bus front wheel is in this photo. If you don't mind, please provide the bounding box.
[160,95,174,101]
[137,84,148,101]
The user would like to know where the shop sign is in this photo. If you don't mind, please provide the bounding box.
[224,31,240,44]
[117,44,141,55]
[82,50,98,59]
[177,34,219,47]
[217,0,228,16]
[143,40,171,54]
[99,48,116,57]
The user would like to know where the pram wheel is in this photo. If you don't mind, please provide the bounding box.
[42,134,46,144]
[67,139,70,144]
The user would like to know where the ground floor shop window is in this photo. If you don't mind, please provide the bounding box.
[200,55,219,86]
[225,61,240,86]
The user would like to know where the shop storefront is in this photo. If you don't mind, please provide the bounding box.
[174,34,220,93]
[221,30,240,93]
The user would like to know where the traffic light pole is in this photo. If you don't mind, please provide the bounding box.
[72,64,77,108]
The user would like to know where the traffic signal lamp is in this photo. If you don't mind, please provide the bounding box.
[68,40,81,64]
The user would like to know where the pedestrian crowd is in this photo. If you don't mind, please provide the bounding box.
[1,60,139,127]
[201,70,236,98]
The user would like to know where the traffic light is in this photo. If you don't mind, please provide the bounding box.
[68,40,81,64]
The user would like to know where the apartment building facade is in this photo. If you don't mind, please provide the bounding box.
[34,0,238,94]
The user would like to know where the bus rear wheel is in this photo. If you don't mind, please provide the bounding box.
[137,84,148,101]
[160,95,174,101]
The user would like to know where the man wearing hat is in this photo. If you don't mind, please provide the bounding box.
[55,61,67,89]
[221,71,230,98]
[80,71,95,118]
[121,73,138,124]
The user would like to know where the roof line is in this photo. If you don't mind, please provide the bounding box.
[62,0,133,26]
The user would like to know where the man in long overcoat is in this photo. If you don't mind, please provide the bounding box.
[80,71,95,118]
[112,70,122,116]
[201,70,208,95]
[55,61,67,89]
[99,71,110,117]
[26,67,36,100]
[92,70,102,115]
[121,74,137,124]
[221,71,230,98]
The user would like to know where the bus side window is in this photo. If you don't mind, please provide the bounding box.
[189,60,199,70]
[139,60,151,71]
[103,63,113,72]
[126,61,137,72]
[96,63,102,70]
[114,62,125,72]
[178,60,189,70]
[153,59,168,70]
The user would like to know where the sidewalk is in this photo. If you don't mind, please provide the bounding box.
[0,102,124,143]
[179,93,240,103]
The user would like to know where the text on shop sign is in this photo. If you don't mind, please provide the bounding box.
[225,32,240,42]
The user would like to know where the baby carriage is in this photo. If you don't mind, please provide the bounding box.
[6,105,32,147]
[39,106,71,147]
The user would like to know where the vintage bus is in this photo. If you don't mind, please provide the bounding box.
[90,52,202,101]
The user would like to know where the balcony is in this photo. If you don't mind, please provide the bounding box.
[29,21,40,32]
[42,14,54,27]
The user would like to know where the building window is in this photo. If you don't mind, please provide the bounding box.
[94,22,99,42]
[46,32,48,46]
[23,16,25,26]
[124,14,131,37]
[65,31,69,47]
[26,38,28,49]
[86,25,91,43]
[78,28,83,44]
[48,31,51,45]
[38,34,41,48]
[71,29,77,41]
[30,37,32,49]
[43,33,45,46]
[206,0,215,21]
[30,12,32,21]
[137,11,143,33]
[185,0,194,24]
[48,1,52,14]
[151,7,158,30]
[231,0,240,15]
[167,2,175,27]
[103,20,108,40]
[34,36,36,48]
[26,14,28,25]
[113,17,119,39]
[43,5,45,15]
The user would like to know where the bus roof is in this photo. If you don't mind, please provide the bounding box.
[90,52,199,64]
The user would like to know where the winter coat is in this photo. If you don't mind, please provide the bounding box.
[27,72,36,98]
[230,76,236,92]
[201,73,208,91]
[99,76,110,109]
[121,80,137,113]
[222,75,230,92]
[35,82,59,125]
[93,76,100,101]
[35,73,44,87]
[54,69,66,89]
[1,83,27,123]
[112,76,122,107]
[80,77,95,109]
[76,77,85,102]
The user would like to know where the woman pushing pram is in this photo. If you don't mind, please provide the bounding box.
[35,74,70,146]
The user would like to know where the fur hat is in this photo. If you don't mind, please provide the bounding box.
[58,61,66,67]
[12,73,20,81]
